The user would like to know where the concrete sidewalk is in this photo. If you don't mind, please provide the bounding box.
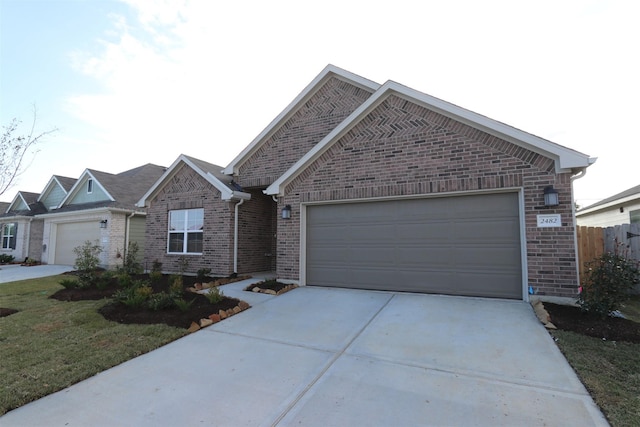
[0,286,608,426]
[0,264,72,283]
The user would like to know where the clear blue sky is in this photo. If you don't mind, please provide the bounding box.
[1,0,639,207]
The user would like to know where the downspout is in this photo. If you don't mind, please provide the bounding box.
[125,211,136,258]
[233,199,245,274]
[571,168,588,291]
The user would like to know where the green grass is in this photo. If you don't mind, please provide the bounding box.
[0,275,186,415]
[551,310,640,426]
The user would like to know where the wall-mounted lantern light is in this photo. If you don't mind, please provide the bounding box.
[543,186,559,207]
[282,205,292,219]
[99,219,108,229]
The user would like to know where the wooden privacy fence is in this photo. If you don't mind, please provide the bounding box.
[577,223,640,286]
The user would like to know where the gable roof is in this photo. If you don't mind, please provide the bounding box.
[265,79,597,196]
[137,154,251,207]
[53,164,167,213]
[3,191,46,216]
[576,183,640,216]
[222,64,381,176]
[37,175,77,203]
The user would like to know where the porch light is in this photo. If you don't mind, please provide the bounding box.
[99,219,108,229]
[543,186,559,207]
[282,205,292,219]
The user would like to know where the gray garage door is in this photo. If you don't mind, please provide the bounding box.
[54,222,101,265]
[306,192,522,299]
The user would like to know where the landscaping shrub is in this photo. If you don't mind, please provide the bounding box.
[173,298,194,312]
[579,245,640,317]
[121,241,142,276]
[59,278,79,289]
[147,292,174,311]
[73,240,102,288]
[0,254,14,264]
[149,261,163,284]
[205,286,224,304]
[196,268,212,283]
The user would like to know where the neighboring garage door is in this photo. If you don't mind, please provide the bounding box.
[306,192,522,299]
[54,222,101,265]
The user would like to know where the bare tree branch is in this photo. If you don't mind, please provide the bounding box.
[0,107,57,196]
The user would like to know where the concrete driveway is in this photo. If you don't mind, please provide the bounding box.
[0,285,607,426]
[0,264,72,283]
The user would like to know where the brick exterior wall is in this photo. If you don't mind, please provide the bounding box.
[276,95,578,298]
[144,164,235,276]
[236,77,374,189]
[236,189,277,273]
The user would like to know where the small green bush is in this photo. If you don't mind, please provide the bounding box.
[173,298,194,312]
[96,271,115,290]
[149,270,163,284]
[205,286,224,304]
[196,268,212,282]
[578,247,640,317]
[0,254,14,264]
[73,240,102,288]
[121,241,143,276]
[59,278,79,289]
[147,292,174,311]
[169,278,183,299]
[118,273,133,288]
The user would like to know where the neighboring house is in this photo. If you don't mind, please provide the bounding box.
[38,164,166,268]
[140,65,595,300]
[0,191,47,262]
[576,184,640,227]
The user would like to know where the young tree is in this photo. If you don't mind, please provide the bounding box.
[0,108,57,196]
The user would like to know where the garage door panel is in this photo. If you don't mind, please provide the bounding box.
[54,222,101,265]
[306,193,522,299]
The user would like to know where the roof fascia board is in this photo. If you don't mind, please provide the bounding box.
[576,194,640,216]
[137,155,251,207]
[223,64,380,176]
[137,156,187,207]
[266,80,595,196]
[387,82,594,172]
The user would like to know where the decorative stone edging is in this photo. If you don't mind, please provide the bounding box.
[531,300,557,330]
[247,283,298,296]
[187,300,251,332]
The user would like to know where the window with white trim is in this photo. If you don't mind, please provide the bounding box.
[87,178,93,194]
[1,223,17,250]
[168,208,204,254]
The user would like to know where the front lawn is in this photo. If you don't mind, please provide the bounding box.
[0,276,186,415]
[548,296,640,427]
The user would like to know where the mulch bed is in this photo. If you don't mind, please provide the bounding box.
[244,280,297,295]
[544,302,640,343]
[0,307,19,318]
[48,272,249,329]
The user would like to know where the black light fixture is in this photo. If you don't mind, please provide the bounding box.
[543,186,559,207]
[282,205,292,219]
[99,219,108,229]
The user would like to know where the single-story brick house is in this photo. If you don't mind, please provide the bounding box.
[139,65,596,300]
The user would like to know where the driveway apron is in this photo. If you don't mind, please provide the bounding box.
[0,286,608,426]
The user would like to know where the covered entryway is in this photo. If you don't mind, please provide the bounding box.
[305,192,523,299]
[53,221,101,265]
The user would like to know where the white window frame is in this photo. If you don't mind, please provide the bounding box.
[167,208,204,254]
[1,223,17,250]
[87,179,93,194]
